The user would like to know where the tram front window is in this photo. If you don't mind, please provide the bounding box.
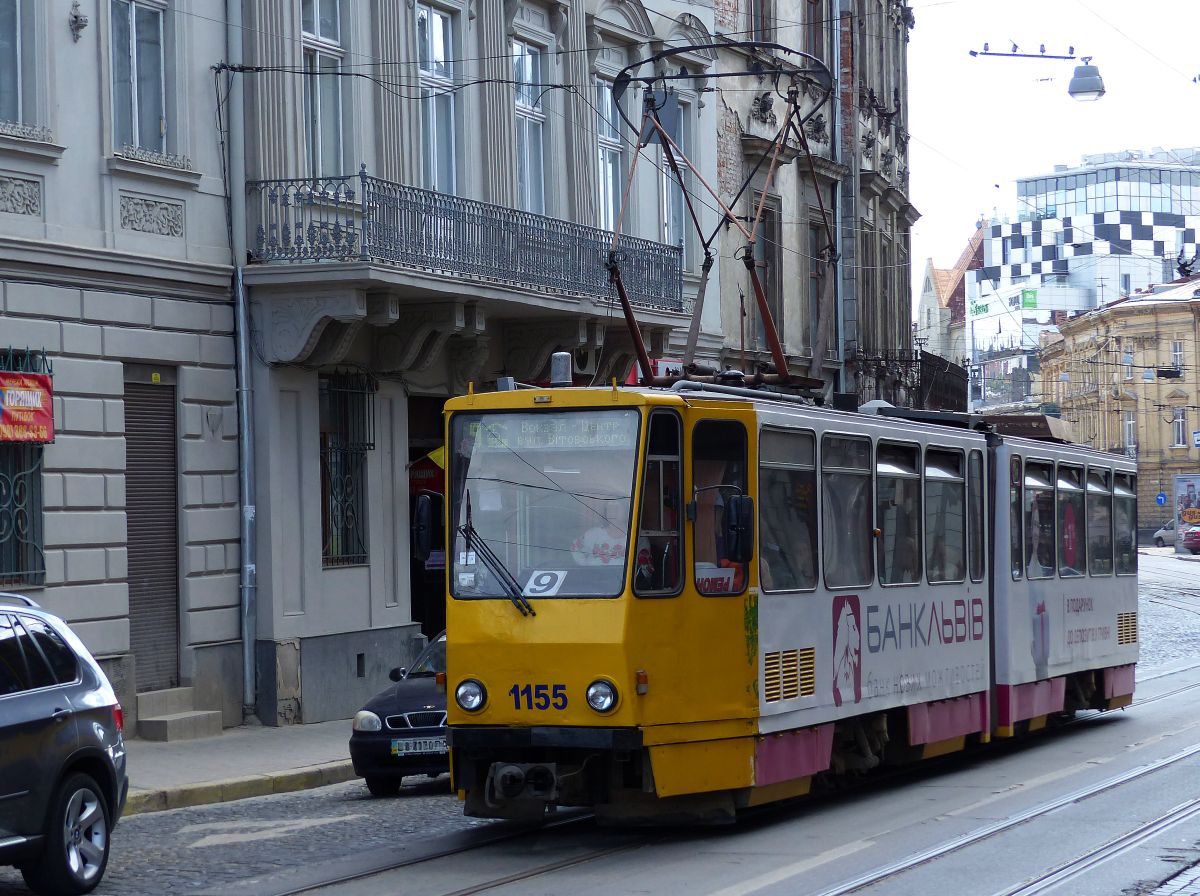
[448,409,639,600]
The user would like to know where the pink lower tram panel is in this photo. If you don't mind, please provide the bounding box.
[907,691,989,745]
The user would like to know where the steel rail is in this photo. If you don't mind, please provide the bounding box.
[213,671,1200,896]
[808,740,1200,896]
[991,796,1200,896]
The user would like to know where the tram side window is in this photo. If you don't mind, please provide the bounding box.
[692,420,748,595]
[1114,472,1137,575]
[1057,465,1085,578]
[1087,468,1114,576]
[1009,456,1023,580]
[1024,461,1055,579]
[635,411,683,596]
[968,450,985,582]
[876,442,921,585]
[925,448,966,583]
[822,435,872,588]
[758,428,818,592]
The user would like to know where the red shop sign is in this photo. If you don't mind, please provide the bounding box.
[0,372,54,443]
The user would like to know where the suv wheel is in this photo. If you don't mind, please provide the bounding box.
[365,776,401,797]
[22,772,111,896]
[1155,537,1165,547]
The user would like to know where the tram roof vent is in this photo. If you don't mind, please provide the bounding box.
[857,400,895,415]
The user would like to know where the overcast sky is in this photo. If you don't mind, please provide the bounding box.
[905,0,1199,308]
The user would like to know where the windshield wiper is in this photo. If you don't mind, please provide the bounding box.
[459,491,535,617]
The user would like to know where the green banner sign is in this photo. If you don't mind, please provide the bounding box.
[1021,288,1038,309]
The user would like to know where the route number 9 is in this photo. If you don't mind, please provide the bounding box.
[523,570,566,597]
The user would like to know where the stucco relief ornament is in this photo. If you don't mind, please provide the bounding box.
[861,130,877,154]
[750,92,777,126]
[803,113,829,143]
[880,150,895,176]
[0,176,41,216]
[120,196,184,236]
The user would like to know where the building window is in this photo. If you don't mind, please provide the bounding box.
[1172,339,1184,369]
[748,0,772,40]
[1120,273,1131,296]
[0,443,44,587]
[111,0,165,153]
[417,3,456,194]
[1172,407,1187,447]
[302,0,339,39]
[512,39,545,214]
[808,223,823,354]
[1123,410,1136,453]
[302,0,343,177]
[805,0,824,60]
[0,0,21,124]
[596,79,623,231]
[319,372,375,567]
[752,199,783,350]
[660,101,690,258]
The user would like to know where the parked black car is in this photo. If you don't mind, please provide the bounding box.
[349,631,447,796]
[0,594,128,895]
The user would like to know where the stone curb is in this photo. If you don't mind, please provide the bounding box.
[122,760,358,817]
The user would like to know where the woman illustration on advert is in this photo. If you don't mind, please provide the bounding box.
[832,597,862,707]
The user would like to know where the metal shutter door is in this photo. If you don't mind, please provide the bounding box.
[125,381,179,691]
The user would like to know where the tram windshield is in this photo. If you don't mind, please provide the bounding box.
[448,409,640,600]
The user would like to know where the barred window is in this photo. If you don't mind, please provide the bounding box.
[0,442,44,587]
[319,372,375,567]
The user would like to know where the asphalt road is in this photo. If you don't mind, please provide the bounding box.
[3,549,1197,896]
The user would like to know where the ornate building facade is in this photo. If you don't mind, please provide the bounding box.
[1040,276,1200,528]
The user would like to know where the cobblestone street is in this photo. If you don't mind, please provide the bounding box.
[3,550,1197,896]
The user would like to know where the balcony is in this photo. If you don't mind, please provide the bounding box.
[246,171,683,313]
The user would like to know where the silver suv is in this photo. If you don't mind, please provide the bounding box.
[0,594,128,895]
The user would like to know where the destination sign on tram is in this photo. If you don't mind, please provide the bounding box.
[472,410,637,451]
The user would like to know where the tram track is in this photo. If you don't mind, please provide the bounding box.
[989,795,1200,896]
[216,666,1200,896]
[806,740,1200,896]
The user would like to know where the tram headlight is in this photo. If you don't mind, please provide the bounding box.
[353,710,382,732]
[455,679,487,712]
[585,679,618,713]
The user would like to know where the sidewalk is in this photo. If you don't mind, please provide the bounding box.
[122,718,358,816]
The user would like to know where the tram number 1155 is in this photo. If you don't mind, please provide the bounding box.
[509,683,569,710]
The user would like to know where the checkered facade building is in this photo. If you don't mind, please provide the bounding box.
[977,211,1200,285]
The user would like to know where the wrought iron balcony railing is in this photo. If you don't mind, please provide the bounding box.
[247,169,683,313]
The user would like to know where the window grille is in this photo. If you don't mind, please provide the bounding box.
[0,443,43,587]
[319,371,376,567]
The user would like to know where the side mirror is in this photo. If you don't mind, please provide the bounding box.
[389,667,405,682]
[724,494,755,564]
[412,493,434,562]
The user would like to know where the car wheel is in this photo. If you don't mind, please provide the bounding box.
[21,772,111,896]
[365,776,401,797]
[1155,537,1165,547]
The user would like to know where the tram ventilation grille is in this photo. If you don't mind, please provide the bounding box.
[764,648,816,703]
[1117,612,1137,645]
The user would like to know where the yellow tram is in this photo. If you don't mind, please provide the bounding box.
[438,380,1138,824]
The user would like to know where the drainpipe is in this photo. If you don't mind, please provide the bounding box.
[227,0,257,720]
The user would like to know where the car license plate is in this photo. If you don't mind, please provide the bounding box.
[391,736,447,757]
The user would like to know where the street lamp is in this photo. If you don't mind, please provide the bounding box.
[970,45,1105,102]
[1067,58,1106,101]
